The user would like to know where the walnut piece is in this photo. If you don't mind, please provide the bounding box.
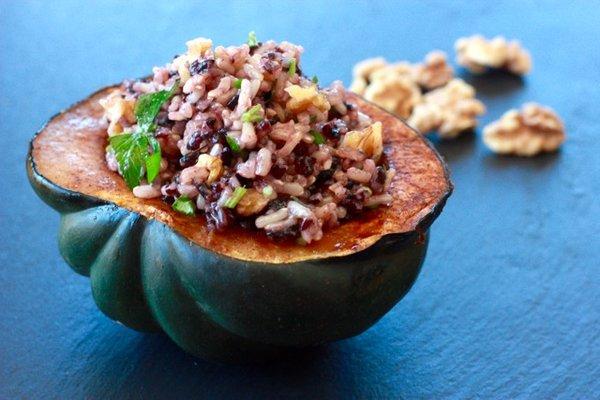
[483,103,565,156]
[413,51,454,90]
[455,35,532,75]
[408,79,486,139]
[349,51,453,95]
[340,121,383,160]
[363,75,421,118]
[236,189,269,216]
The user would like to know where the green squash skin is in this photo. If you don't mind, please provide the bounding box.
[26,90,452,361]
[28,153,434,361]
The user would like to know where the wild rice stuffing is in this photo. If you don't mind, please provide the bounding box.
[102,34,395,244]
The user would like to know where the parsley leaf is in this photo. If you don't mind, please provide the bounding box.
[241,104,263,123]
[310,130,326,145]
[110,132,151,189]
[172,196,196,216]
[134,82,178,130]
[225,135,241,153]
[247,31,259,47]
[110,81,178,189]
[311,75,319,84]
[288,59,297,76]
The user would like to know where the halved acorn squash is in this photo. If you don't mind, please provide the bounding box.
[27,85,452,362]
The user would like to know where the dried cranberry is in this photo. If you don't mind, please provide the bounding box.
[189,58,214,75]
[294,156,315,176]
[270,163,287,179]
[255,119,272,136]
[226,94,239,110]
[179,151,200,168]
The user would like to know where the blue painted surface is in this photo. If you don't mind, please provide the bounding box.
[1,1,599,398]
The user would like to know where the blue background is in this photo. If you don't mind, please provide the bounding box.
[1,1,599,398]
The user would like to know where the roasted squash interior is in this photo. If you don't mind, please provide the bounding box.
[30,87,451,263]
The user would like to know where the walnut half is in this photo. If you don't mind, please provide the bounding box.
[483,103,565,156]
[455,35,532,75]
[408,79,486,139]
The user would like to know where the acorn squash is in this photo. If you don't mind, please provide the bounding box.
[26,85,452,362]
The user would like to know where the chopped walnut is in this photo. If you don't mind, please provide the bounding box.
[99,90,136,135]
[236,189,270,216]
[340,121,383,161]
[483,103,565,156]
[455,35,532,75]
[413,51,454,90]
[285,84,330,113]
[352,57,388,81]
[408,79,486,138]
[196,154,223,184]
[363,75,421,118]
[350,52,453,93]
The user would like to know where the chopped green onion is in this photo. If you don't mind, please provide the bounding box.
[262,185,274,197]
[310,130,326,145]
[241,104,263,123]
[233,78,243,89]
[172,196,195,216]
[225,135,241,153]
[224,187,247,208]
[311,75,319,84]
[288,59,297,76]
[247,31,258,47]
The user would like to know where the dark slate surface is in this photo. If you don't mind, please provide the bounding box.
[1,1,599,398]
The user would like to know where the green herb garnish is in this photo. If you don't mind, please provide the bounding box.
[288,59,297,76]
[172,196,196,216]
[311,75,319,84]
[310,130,326,145]
[134,82,178,130]
[309,115,317,124]
[247,31,258,47]
[225,135,241,153]
[224,187,247,208]
[233,78,243,89]
[241,104,263,123]
[110,82,178,189]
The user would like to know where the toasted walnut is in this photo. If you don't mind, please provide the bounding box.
[483,103,565,156]
[363,75,421,118]
[413,51,454,90]
[99,90,136,135]
[340,121,383,160]
[455,35,532,75]
[408,79,486,138]
[369,62,414,83]
[285,85,330,113]
[196,154,223,183]
[186,37,213,58]
[236,189,270,216]
[352,57,388,81]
